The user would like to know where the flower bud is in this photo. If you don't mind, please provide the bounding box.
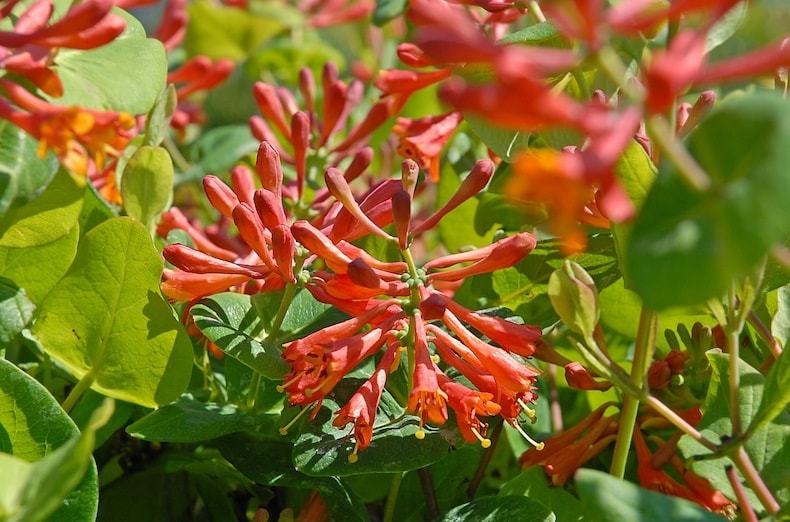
[255,142,284,197]
[347,258,381,289]
[203,175,238,218]
[392,189,411,249]
[647,360,671,389]
[547,260,599,338]
[564,362,612,391]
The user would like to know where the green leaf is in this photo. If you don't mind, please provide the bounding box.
[217,432,369,522]
[706,1,747,52]
[678,352,790,510]
[0,224,79,304]
[611,140,657,288]
[78,182,118,236]
[0,169,84,248]
[126,397,279,442]
[498,21,562,45]
[277,288,348,342]
[626,92,790,309]
[184,0,285,60]
[749,346,790,437]
[0,278,35,347]
[437,162,495,253]
[144,85,177,147]
[499,467,583,522]
[464,114,530,163]
[0,121,59,220]
[48,10,166,114]
[491,237,620,328]
[121,146,174,230]
[373,0,407,25]
[31,217,193,407]
[0,358,99,521]
[771,284,790,349]
[292,392,451,477]
[186,125,259,176]
[576,469,727,522]
[191,292,290,380]
[439,495,555,522]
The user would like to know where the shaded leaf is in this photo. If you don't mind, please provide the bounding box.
[626,92,790,309]
[191,292,289,380]
[31,217,193,407]
[217,432,369,521]
[439,495,554,522]
[127,397,279,442]
[0,358,99,521]
[0,121,59,220]
[576,469,727,522]
[0,278,35,347]
[499,467,583,522]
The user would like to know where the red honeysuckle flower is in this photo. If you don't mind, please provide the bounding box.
[564,361,613,391]
[332,340,399,460]
[408,314,449,432]
[393,111,463,182]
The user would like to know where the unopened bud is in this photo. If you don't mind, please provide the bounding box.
[401,159,420,196]
[203,175,238,218]
[647,360,671,389]
[564,361,612,391]
[291,111,311,197]
[256,142,283,197]
[419,293,447,321]
[344,147,373,183]
[347,258,381,289]
[392,190,411,249]
[254,189,286,230]
[272,224,296,283]
[547,260,599,339]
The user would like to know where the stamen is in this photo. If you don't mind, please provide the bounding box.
[279,405,312,435]
[518,399,538,424]
[512,421,545,451]
[430,354,440,364]
[348,442,360,463]
[276,371,304,392]
[415,419,426,440]
[471,427,492,449]
[304,376,333,398]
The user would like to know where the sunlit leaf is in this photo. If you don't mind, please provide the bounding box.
[121,146,174,230]
[31,217,193,407]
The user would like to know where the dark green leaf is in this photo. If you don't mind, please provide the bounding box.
[0,121,59,220]
[217,432,369,522]
[187,125,258,176]
[626,92,790,309]
[0,278,35,347]
[464,114,530,163]
[749,346,790,437]
[79,182,118,236]
[292,392,451,477]
[31,217,193,407]
[48,11,166,114]
[439,495,554,522]
[373,0,407,25]
[191,292,289,380]
[771,285,790,349]
[678,352,790,510]
[0,358,99,521]
[277,288,348,342]
[127,397,279,442]
[499,467,583,522]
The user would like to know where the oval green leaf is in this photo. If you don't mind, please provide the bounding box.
[440,495,554,522]
[31,217,193,407]
[121,146,174,230]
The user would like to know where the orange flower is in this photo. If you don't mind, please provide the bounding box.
[393,111,462,182]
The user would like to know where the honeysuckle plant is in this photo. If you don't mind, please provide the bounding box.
[2,0,790,521]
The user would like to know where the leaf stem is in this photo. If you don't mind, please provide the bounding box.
[418,467,439,519]
[732,446,780,515]
[467,420,503,499]
[726,286,742,436]
[383,472,404,522]
[62,371,95,413]
[726,465,758,522]
[610,307,657,478]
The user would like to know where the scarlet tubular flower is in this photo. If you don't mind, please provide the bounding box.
[168,56,234,138]
[332,342,399,460]
[408,314,449,431]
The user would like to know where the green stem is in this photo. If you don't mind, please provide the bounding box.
[467,421,503,499]
[571,67,592,101]
[726,286,742,436]
[268,281,300,341]
[642,395,718,452]
[62,371,95,413]
[247,372,261,411]
[382,472,404,522]
[163,133,191,174]
[610,307,657,478]
[645,115,710,191]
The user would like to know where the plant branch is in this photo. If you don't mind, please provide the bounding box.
[611,307,657,478]
[62,370,95,413]
[383,472,404,522]
[732,447,780,515]
[418,467,439,519]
